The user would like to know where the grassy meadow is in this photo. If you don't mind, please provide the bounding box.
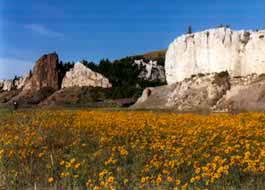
[0,110,265,190]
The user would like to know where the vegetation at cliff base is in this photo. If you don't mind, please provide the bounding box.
[0,110,265,189]
[59,55,166,100]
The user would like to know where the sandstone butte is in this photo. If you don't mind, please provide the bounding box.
[165,27,265,84]
[23,53,60,91]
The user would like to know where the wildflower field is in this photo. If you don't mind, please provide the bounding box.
[0,110,265,190]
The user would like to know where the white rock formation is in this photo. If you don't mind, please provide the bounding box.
[2,80,14,91]
[62,62,112,88]
[16,74,31,90]
[0,74,30,91]
[134,59,166,82]
[165,27,265,84]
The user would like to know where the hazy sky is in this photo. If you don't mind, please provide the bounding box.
[0,0,264,79]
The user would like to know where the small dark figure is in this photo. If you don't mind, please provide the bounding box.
[13,101,18,110]
[188,25,193,34]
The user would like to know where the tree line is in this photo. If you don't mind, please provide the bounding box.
[59,56,166,99]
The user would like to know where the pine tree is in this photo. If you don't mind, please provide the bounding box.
[188,25,192,34]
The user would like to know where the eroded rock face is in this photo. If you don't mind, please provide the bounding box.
[134,88,154,105]
[165,27,265,84]
[62,62,112,88]
[0,53,56,92]
[133,71,265,112]
[24,53,60,91]
[16,74,31,90]
[132,72,230,111]
[2,80,14,91]
[134,60,166,82]
[0,74,30,91]
[213,74,265,112]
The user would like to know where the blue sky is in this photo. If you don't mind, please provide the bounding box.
[0,0,264,79]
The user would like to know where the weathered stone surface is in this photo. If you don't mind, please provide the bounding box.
[24,53,59,91]
[133,71,265,112]
[0,74,30,91]
[213,74,265,112]
[134,59,166,82]
[2,80,14,91]
[165,27,265,84]
[134,88,154,105]
[132,72,230,111]
[61,62,112,88]
[16,73,31,90]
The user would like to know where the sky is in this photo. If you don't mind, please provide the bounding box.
[0,0,264,79]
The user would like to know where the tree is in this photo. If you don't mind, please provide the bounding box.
[29,70,33,78]
[187,25,193,34]
[82,60,99,73]
[13,75,18,81]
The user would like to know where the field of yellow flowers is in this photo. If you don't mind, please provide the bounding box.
[0,110,265,190]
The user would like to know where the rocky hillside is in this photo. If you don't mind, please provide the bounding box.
[132,72,265,112]
[132,72,230,111]
[0,51,166,107]
[166,27,265,84]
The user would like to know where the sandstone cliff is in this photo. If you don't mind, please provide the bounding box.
[1,53,60,105]
[165,27,265,84]
[61,62,112,88]
[23,53,60,91]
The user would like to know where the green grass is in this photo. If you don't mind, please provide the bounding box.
[0,106,12,117]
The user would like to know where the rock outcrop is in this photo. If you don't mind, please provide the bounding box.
[134,59,166,82]
[24,53,60,91]
[2,80,14,91]
[213,74,265,112]
[132,72,230,111]
[61,62,112,88]
[0,53,58,92]
[133,71,265,112]
[0,74,31,91]
[15,74,31,90]
[0,53,60,105]
[165,27,265,84]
